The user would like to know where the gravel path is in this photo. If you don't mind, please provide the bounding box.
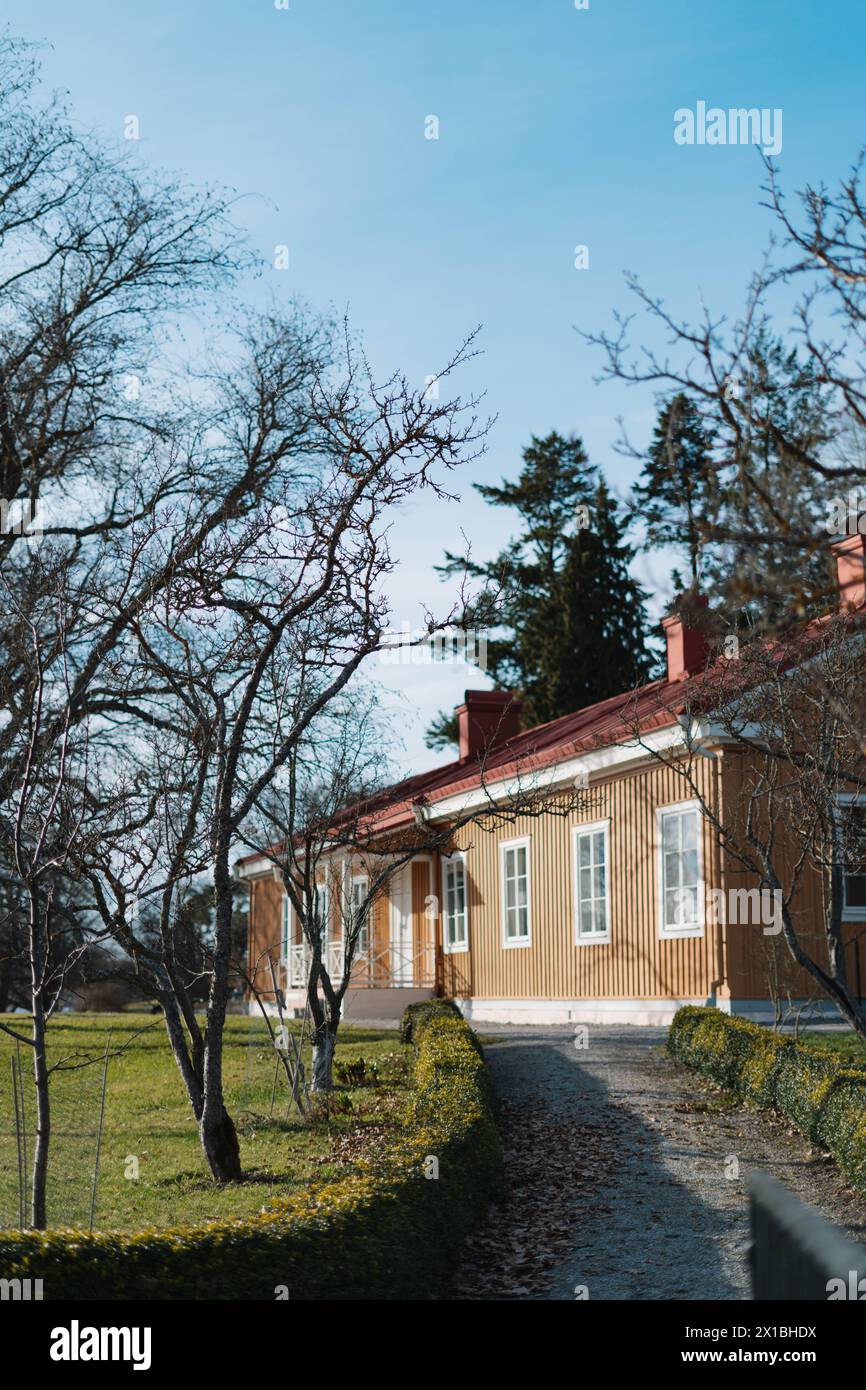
[454,1025,866,1301]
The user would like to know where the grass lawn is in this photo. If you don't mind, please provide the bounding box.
[0,1012,409,1233]
[797,1029,866,1065]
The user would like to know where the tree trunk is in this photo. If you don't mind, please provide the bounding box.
[199,845,242,1182]
[199,1105,242,1182]
[823,979,866,1042]
[311,1026,337,1092]
[155,980,241,1180]
[31,1005,50,1229]
[780,911,866,1043]
[159,988,205,1118]
[29,884,50,1229]
[760,853,866,1044]
[0,956,11,1014]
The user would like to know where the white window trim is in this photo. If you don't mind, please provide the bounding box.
[281,891,293,962]
[656,798,705,940]
[500,835,532,948]
[314,878,331,944]
[836,794,866,920]
[350,873,370,946]
[441,851,469,954]
[572,819,611,945]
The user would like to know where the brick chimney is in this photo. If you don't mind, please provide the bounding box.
[456,690,521,761]
[661,593,711,682]
[831,532,866,611]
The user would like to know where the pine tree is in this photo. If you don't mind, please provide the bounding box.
[425,433,657,750]
[631,393,716,592]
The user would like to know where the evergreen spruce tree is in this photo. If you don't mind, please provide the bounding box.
[425,433,657,750]
[631,393,716,593]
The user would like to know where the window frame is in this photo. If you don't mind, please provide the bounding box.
[314,878,331,945]
[836,794,866,920]
[281,890,293,962]
[349,872,370,950]
[572,819,611,945]
[441,851,469,954]
[500,835,532,948]
[656,798,705,940]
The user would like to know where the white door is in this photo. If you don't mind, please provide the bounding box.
[389,866,413,984]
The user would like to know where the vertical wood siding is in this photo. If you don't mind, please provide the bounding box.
[720,750,866,1000]
[246,746,864,1005]
[247,874,284,997]
[451,756,722,1002]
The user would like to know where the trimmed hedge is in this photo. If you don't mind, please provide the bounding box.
[0,1004,503,1300]
[399,997,464,1045]
[668,1006,866,1194]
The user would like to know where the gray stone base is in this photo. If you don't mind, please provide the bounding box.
[721,997,848,1025]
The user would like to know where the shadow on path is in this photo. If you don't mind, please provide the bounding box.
[464,1032,743,1301]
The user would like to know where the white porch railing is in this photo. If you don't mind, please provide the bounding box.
[285,940,437,989]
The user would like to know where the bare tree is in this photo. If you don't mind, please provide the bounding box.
[0,34,247,795]
[582,152,866,625]
[245,682,590,1090]
[75,311,492,1176]
[622,611,866,1040]
[0,568,117,1227]
[581,140,866,1035]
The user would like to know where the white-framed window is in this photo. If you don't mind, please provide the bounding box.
[573,820,611,944]
[837,796,866,918]
[500,836,531,946]
[281,892,292,961]
[313,880,331,944]
[657,799,704,938]
[442,853,468,953]
[349,874,370,951]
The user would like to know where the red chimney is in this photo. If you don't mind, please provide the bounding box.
[661,593,711,682]
[456,690,521,761]
[831,533,866,611]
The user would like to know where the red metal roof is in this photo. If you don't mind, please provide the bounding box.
[235,672,690,865]
[355,674,692,828]
[235,586,866,864]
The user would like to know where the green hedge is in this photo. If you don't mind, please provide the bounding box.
[668,1006,866,1193]
[0,1004,503,1300]
[399,997,464,1044]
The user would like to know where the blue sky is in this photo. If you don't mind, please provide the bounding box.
[7,0,864,770]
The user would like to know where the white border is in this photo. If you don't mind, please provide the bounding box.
[441,850,469,954]
[500,835,532,948]
[572,819,611,945]
[656,798,705,940]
